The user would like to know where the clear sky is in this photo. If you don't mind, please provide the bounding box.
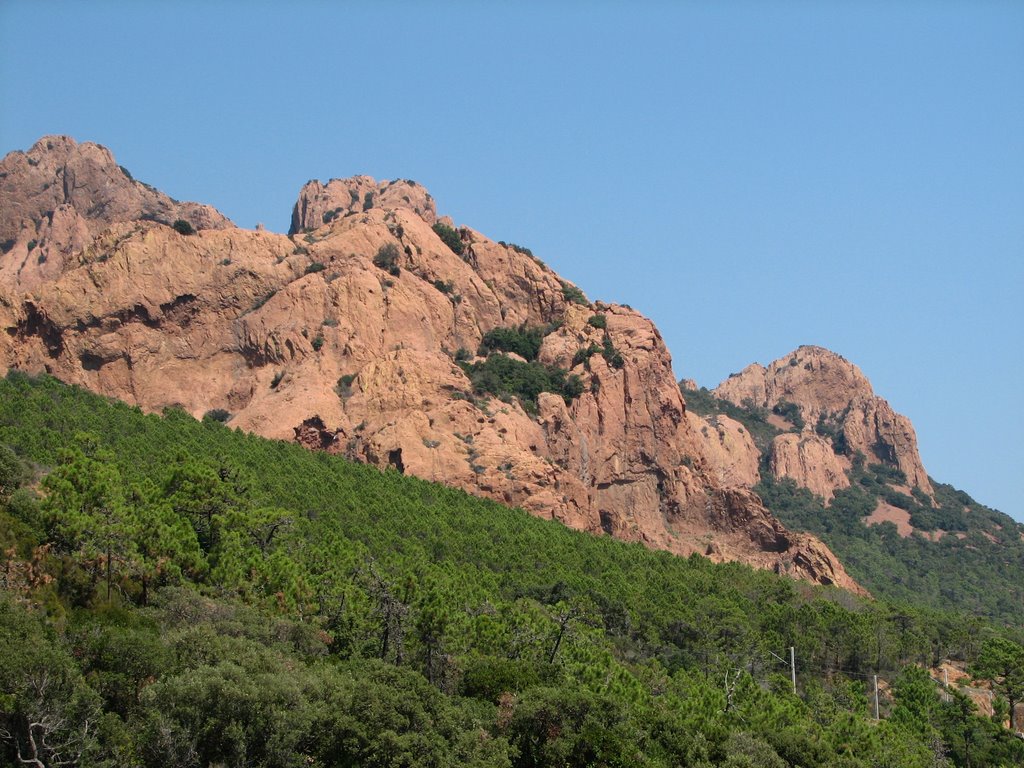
[2,1,1022,521]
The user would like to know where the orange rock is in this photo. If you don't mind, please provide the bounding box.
[769,433,850,502]
[715,345,932,497]
[686,412,761,488]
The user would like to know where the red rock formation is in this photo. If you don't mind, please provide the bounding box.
[0,136,862,594]
[0,135,231,294]
[290,176,437,234]
[769,433,850,502]
[686,412,761,488]
[714,345,932,497]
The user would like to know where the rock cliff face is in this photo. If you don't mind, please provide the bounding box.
[0,136,863,594]
[768,433,850,502]
[686,412,761,489]
[0,136,231,294]
[713,345,932,498]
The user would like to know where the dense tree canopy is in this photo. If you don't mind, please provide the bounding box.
[0,372,1021,766]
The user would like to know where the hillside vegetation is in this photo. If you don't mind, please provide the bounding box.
[1,373,1022,767]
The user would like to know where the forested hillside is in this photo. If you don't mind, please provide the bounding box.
[1,373,1022,767]
[683,384,1024,627]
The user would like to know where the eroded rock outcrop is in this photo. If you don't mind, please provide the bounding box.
[290,177,437,234]
[714,346,931,497]
[0,136,862,594]
[686,412,761,488]
[0,135,232,294]
[769,433,850,502]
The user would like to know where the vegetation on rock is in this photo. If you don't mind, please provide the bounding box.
[373,242,401,276]
[171,219,195,236]
[432,222,465,256]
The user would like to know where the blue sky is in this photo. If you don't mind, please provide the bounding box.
[2,1,1022,521]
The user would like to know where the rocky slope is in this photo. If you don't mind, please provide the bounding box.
[0,136,862,593]
[710,345,932,502]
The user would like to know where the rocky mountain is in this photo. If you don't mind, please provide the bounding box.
[681,347,1024,624]
[683,345,935,526]
[713,346,931,496]
[0,137,868,591]
[0,136,231,295]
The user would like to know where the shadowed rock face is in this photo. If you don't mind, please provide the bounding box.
[713,345,932,497]
[0,135,864,594]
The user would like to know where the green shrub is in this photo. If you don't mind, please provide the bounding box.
[814,412,849,454]
[203,409,231,423]
[26,240,37,252]
[772,400,805,430]
[587,314,607,329]
[572,344,601,369]
[602,336,624,369]
[363,191,374,210]
[479,325,545,362]
[304,262,326,275]
[454,347,471,363]
[171,219,195,236]
[869,462,907,485]
[560,281,588,306]
[335,374,356,398]
[562,374,585,401]
[373,243,401,276]
[498,241,535,258]
[432,279,455,294]
[459,354,581,413]
[311,336,325,352]
[432,223,464,255]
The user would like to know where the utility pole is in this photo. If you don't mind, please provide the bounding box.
[790,646,797,695]
[873,675,879,720]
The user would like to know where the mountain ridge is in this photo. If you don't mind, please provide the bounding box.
[2,135,1013,601]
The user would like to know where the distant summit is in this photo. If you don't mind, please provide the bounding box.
[712,345,930,498]
[682,347,1024,624]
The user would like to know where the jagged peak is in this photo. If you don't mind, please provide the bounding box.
[1,134,233,240]
[711,345,931,496]
[0,135,234,293]
[289,175,437,234]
